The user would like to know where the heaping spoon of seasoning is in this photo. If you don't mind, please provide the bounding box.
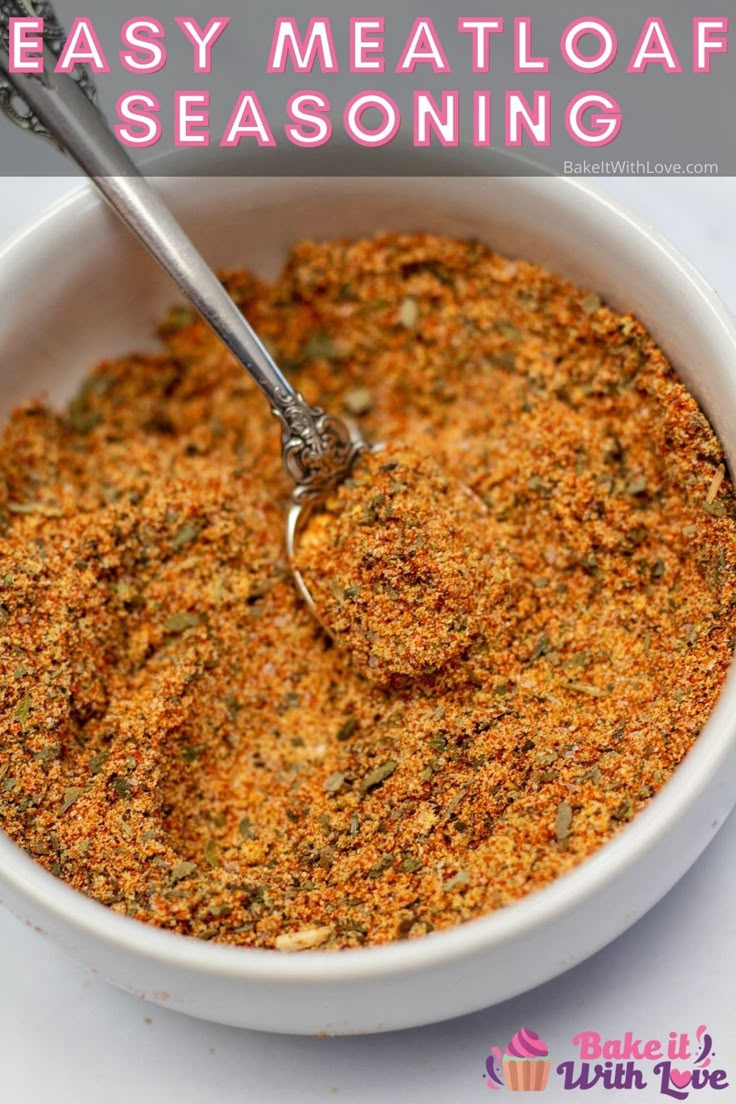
[291,443,509,682]
[0,5,508,682]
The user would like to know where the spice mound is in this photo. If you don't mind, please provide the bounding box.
[297,444,508,681]
[2,232,736,952]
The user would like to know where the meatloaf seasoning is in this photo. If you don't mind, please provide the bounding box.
[297,443,509,682]
[1,232,735,950]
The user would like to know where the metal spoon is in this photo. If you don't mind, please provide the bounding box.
[0,1,367,616]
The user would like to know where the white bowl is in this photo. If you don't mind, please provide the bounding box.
[1,176,736,1036]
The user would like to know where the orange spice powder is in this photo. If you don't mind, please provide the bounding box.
[1,232,735,950]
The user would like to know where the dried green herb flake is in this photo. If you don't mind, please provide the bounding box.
[14,695,31,727]
[360,760,398,795]
[171,861,198,882]
[443,870,470,892]
[172,520,203,550]
[61,786,84,814]
[324,772,346,794]
[555,802,573,841]
[164,612,201,634]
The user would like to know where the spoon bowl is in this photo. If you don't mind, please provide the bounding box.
[285,433,380,626]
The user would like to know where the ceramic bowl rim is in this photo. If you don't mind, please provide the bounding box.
[0,174,735,986]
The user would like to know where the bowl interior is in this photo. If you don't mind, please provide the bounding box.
[1,176,736,1033]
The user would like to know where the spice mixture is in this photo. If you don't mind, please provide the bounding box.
[1,233,735,951]
[298,444,508,682]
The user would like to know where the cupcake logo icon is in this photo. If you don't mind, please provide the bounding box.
[486,1027,551,1092]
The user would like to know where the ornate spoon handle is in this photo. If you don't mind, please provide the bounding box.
[0,2,361,500]
[0,0,97,142]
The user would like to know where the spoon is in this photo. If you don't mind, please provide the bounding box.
[0,7,507,682]
[0,2,368,618]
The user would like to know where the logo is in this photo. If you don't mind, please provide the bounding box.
[484,1026,729,1098]
[486,1028,551,1092]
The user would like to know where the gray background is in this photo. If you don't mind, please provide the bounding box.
[0,0,733,175]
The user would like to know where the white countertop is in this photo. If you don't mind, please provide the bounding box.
[1,176,735,1103]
